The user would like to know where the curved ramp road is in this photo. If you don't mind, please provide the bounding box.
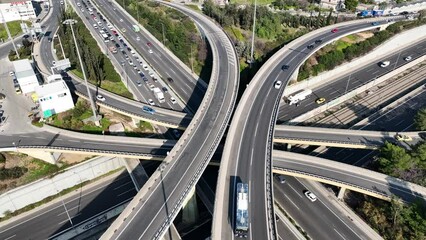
[214,17,400,240]
[273,151,426,202]
[100,1,239,240]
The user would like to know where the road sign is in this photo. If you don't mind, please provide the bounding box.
[55,58,71,71]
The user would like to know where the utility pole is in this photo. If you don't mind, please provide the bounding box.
[56,31,66,58]
[249,0,257,68]
[63,19,100,126]
[0,9,20,59]
[160,22,166,46]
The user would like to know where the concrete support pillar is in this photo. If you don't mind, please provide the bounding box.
[18,150,60,164]
[337,187,346,200]
[286,144,292,151]
[182,186,199,225]
[289,66,300,83]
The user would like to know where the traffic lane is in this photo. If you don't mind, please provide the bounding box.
[0,173,136,240]
[361,89,426,132]
[0,132,173,155]
[276,214,299,240]
[274,158,423,203]
[277,29,426,122]
[92,0,206,113]
[106,17,236,238]
[314,148,376,166]
[274,177,365,240]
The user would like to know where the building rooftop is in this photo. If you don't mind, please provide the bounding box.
[12,59,36,79]
[0,0,31,4]
[35,80,69,97]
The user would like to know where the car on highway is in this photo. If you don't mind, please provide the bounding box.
[379,61,390,67]
[170,97,177,104]
[419,132,426,140]
[281,65,289,70]
[93,23,98,29]
[121,28,126,32]
[136,81,142,86]
[275,174,286,184]
[119,18,123,22]
[148,49,153,54]
[148,99,155,106]
[172,129,181,138]
[52,60,56,66]
[395,134,412,141]
[167,77,174,83]
[315,39,322,44]
[142,106,155,114]
[148,84,155,91]
[9,71,14,76]
[142,64,149,70]
[274,80,282,89]
[404,56,412,61]
[136,36,140,41]
[128,60,134,66]
[148,72,155,77]
[96,94,106,101]
[315,97,326,104]
[147,42,152,47]
[331,28,338,33]
[371,22,379,26]
[304,190,317,202]
[307,44,314,49]
[162,87,168,93]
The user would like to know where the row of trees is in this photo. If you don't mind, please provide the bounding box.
[415,108,426,131]
[8,38,33,61]
[356,196,426,240]
[122,0,207,73]
[376,141,426,187]
[203,0,337,40]
[57,10,121,88]
[298,16,426,81]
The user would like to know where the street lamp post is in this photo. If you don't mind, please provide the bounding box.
[56,31,66,59]
[249,0,257,68]
[160,22,166,46]
[63,19,100,126]
[0,9,20,59]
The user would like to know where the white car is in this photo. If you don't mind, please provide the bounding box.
[304,191,317,202]
[128,60,134,66]
[93,23,98,29]
[380,61,390,67]
[404,56,412,61]
[96,94,106,101]
[148,99,155,106]
[52,60,56,66]
[77,2,81,7]
[130,50,136,56]
[148,84,155,91]
[148,49,153,54]
[149,72,154,77]
[170,97,177,104]
[97,21,102,26]
[9,71,14,76]
[119,18,123,22]
[136,36,140,41]
[274,80,282,89]
[81,8,84,12]
[60,1,64,4]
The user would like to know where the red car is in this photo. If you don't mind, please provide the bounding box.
[331,28,338,33]
[112,30,117,35]
[147,42,152,47]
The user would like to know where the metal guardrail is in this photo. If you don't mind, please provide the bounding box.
[273,136,380,147]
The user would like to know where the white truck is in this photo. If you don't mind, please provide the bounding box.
[287,89,312,105]
[153,87,165,103]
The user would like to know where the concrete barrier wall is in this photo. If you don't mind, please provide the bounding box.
[0,156,124,217]
[283,24,426,96]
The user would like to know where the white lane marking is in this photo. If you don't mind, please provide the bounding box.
[395,119,405,126]
[372,70,380,75]
[117,188,135,197]
[334,228,347,240]
[67,140,80,143]
[401,123,414,132]
[113,181,132,190]
[4,235,16,240]
[57,205,81,216]
[288,184,303,199]
[283,195,300,210]
[250,148,254,166]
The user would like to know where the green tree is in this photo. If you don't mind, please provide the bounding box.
[378,142,413,177]
[344,0,359,11]
[414,108,426,130]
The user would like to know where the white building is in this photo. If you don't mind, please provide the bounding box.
[35,79,74,118]
[12,59,39,94]
[0,0,36,23]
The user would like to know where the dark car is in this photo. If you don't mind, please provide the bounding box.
[139,72,145,78]
[281,65,289,70]
[315,39,322,44]
[35,18,41,23]
[419,132,426,140]
[48,37,52,42]
[167,77,174,83]
[162,87,168,93]
[307,44,314,49]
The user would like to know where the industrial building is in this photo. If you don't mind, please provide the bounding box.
[0,0,36,23]
[35,78,74,118]
[12,59,39,94]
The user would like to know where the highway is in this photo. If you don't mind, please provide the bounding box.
[215,18,397,240]
[90,0,207,113]
[277,40,426,122]
[273,177,371,240]
[273,150,426,202]
[274,125,424,148]
[0,172,136,240]
[99,1,238,239]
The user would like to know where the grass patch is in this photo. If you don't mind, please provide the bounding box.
[225,26,245,42]
[100,80,133,99]
[0,21,24,40]
[138,120,154,132]
[22,159,67,184]
[335,40,352,51]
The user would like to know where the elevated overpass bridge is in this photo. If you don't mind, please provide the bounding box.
[274,125,424,149]
[2,128,425,204]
